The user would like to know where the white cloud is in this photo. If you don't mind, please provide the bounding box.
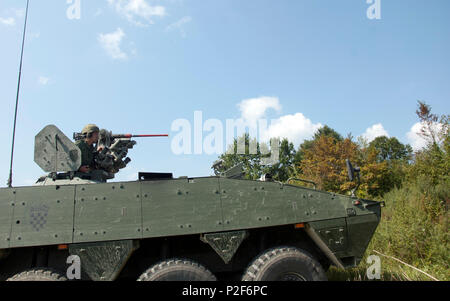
[0,9,24,26]
[38,76,49,85]
[406,122,443,151]
[261,113,323,146]
[98,28,128,60]
[107,0,166,26]
[361,123,389,142]
[0,17,15,26]
[166,16,192,38]
[407,122,426,151]
[237,96,321,146]
[238,96,282,124]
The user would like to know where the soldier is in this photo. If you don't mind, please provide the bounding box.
[75,124,99,173]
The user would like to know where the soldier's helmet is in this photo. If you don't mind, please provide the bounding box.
[81,124,100,135]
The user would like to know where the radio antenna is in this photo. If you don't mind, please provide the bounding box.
[7,0,30,188]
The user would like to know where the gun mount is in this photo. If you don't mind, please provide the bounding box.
[34,125,168,184]
[34,125,82,173]
[93,129,137,177]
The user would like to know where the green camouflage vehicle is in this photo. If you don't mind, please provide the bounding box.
[0,125,383,281]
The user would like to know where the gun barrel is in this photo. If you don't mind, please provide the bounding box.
[113,134,169,138]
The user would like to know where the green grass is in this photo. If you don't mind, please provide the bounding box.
[328,178,449,281]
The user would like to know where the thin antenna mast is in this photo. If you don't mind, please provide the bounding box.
[7,0,30,188]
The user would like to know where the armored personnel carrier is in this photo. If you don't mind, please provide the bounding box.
[0,125,383,281]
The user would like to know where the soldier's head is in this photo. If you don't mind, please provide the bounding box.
[81,124,100,145]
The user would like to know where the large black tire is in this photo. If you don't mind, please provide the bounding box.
[242,247,328,281]
[7,268,67,281]
[137,259,217,281]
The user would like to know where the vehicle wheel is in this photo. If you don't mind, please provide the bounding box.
[7,268,67,281]
[242,247,327,281]
[137,259,216,281]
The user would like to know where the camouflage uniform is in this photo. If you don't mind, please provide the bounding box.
[76,124,99,170]
[75,139,95,168]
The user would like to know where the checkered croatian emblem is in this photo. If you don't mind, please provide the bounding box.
[29,205,49,232]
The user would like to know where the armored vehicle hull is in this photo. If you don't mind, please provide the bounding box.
[0,174,382,281]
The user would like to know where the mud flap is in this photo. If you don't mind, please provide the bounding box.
[69,240,138,281]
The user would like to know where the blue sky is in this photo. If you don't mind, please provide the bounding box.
[0,0,449,186]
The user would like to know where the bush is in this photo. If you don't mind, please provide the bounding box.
[366,179,449,281]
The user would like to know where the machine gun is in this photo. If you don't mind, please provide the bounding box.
[34,125,168,183]
[73,132,169,141]
[73,130,168,178]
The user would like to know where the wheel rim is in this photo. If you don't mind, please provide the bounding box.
[278,272,307,281]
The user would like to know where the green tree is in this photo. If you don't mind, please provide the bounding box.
[295,125,343,166]
[369,136,413,163]
[416,101,448,147]
[298,136,358,194]
[263,139,296,182]
[296,135,398,197]
[215,134,262,180]
[216,135,296,181]
[408,101,449,185]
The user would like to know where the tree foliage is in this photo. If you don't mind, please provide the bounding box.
[216,134,297,182]
[294,125,343,165]
[298,136,357,194]
[408,101,449,186]
[215,101,447,199]
[369,136,413,163]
